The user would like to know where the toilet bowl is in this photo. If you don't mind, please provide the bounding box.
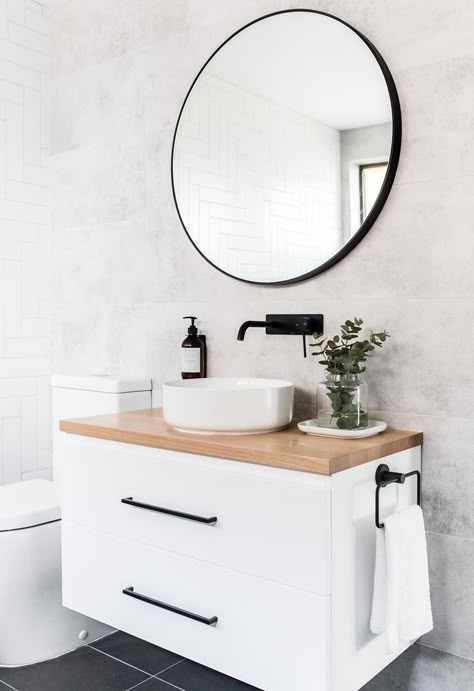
[0,375,153,667]
[0,479,111,667]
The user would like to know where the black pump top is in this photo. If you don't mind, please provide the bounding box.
[183,316,198,336]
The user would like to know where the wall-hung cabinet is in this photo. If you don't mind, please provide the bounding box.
[59,411,422,691]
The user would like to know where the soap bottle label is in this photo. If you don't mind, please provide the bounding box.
[181,347,201,373]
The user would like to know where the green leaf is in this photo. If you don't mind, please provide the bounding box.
[309,317,390,377]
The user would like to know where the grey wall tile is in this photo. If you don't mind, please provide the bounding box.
[52,303,150,378]
[421,532,474,659]
[290,175,474,301]
[51,50,147,155]
[51,220,161,306]
[301,298,474,420]
[51,137,146,229]
[145,0,288,45]
[293,0,474,72]
[50,0,474,673]
[396,56,474,184]
[362,643,474,691]
[371,411,474,541]
[52,0,147,75]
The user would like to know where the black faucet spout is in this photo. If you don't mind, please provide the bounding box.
[236,320,277,341]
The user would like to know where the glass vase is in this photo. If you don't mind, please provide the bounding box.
[316,374,368,430]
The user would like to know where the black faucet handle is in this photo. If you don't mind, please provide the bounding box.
[295,316,321,335]
[295,316,310,333]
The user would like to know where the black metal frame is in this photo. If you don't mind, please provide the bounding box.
[170,9,402,286]
[121,497,217,525]
[375,463,421,529]
[123,587,218,626]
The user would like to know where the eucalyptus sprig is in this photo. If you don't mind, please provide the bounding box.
[311,318,390,376]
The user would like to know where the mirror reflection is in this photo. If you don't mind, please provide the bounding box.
[172,11,397,284]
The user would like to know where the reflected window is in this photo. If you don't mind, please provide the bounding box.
[359,162,388,223]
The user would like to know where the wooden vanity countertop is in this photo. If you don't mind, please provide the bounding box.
[59,408,422,475]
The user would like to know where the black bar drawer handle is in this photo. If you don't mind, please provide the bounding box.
[121,497,217,525]
[122,586,218,626]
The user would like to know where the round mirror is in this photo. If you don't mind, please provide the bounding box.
[172,10,401,285]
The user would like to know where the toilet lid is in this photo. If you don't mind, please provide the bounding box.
[0,479,61,531]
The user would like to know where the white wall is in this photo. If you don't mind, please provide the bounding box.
[174,72,341,282]
[0,0,51,484]
[50,0,474,684]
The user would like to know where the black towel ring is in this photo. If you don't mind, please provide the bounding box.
[375,463,421,529]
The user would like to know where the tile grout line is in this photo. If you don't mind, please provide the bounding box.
[87,644,153,677]
[123,658,186,691]
[125,676,159,691]
[417,640,474,664]
[370,408,474,423]
[0,680,21,691]
[151,677,187,691]
[425,529,474,545]
[153,659,185,677]
[394,172,474,187]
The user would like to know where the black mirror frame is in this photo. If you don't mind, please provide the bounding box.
[171,8,402,286]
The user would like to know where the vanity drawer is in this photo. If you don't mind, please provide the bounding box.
[60,434,331,594]
[62,522,330,691]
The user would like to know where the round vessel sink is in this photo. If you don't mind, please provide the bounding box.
[162,377,294,435]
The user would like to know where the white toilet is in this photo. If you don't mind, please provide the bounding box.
[0,375,152,667]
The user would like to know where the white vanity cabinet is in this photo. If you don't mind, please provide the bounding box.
[59,413,422,691]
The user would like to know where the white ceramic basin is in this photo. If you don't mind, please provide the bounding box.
[162,377,294,434]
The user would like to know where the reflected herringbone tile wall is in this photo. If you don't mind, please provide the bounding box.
[174,72,341,283]
[0,0,50,484]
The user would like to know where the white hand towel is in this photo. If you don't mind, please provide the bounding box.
[370,504,433,653]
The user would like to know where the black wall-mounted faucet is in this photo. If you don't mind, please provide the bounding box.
[237,314,324,357]
[236,319,279,341]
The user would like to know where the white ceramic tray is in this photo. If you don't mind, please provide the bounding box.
[297,419,387,439]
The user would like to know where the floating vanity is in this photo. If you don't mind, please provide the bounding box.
[59,409,422,691]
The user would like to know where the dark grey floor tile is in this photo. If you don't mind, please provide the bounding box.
[92,631,183,674]
[0,645,148,691]
[0,681,19,690]
[361,643,474,691]
[133,679,181,690]
[159,659,261,691]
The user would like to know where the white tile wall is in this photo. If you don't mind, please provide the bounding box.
[0,0,50,484]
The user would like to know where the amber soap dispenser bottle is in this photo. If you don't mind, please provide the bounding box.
[181,316,207,379]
